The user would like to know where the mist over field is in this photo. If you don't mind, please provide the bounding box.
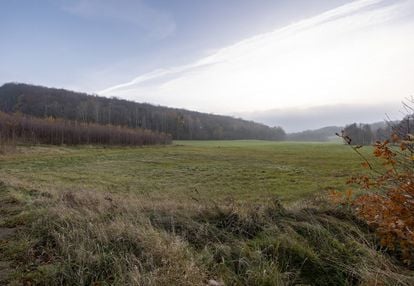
[236,102,403,132]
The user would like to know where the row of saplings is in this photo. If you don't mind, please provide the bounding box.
[0,111,172,146]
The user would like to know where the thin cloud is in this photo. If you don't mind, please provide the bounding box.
[99,61,220,94]
[99,0,414,115]
[62,0,176,39]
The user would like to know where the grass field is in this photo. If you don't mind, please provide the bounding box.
[1,141,412,285]
[0,141,367,202]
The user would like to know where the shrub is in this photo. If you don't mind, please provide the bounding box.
[337,129,414,265]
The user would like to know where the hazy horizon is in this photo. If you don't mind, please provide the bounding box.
[1,0,413,131]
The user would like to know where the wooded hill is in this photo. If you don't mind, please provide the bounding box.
[0,83,286,140]
[287,126,342,142]
[286,121,401,144]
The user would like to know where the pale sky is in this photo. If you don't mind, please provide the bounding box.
[1,0,413,131]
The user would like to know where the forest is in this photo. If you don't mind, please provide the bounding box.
[0,83,286,141]
[0,111,171,146]
[343,119,411,145]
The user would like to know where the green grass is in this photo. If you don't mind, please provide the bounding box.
[0,141,369,202]
[2,141,412,285]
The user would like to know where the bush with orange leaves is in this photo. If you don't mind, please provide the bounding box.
[335,130,414,265]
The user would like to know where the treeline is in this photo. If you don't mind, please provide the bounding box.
[287,121,404,145]
[343,120,409,145]
[0,83,286,140]
[343,123,375,145]
[0,112,171,146]
[393,116,414,139]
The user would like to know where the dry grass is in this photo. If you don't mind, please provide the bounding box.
[1,180,413,286]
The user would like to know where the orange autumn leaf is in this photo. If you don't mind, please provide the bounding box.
[336,134,414,265]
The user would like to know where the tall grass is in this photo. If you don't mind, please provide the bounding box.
[2,182,413,285]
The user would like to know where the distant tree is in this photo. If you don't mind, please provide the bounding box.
[375,126,392,141]
[361,124,373,145]
[343,123,373,145]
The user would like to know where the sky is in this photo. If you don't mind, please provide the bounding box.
[1,0,413,132]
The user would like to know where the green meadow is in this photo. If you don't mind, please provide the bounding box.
[0,141,366,202]
[1,141,412,285]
